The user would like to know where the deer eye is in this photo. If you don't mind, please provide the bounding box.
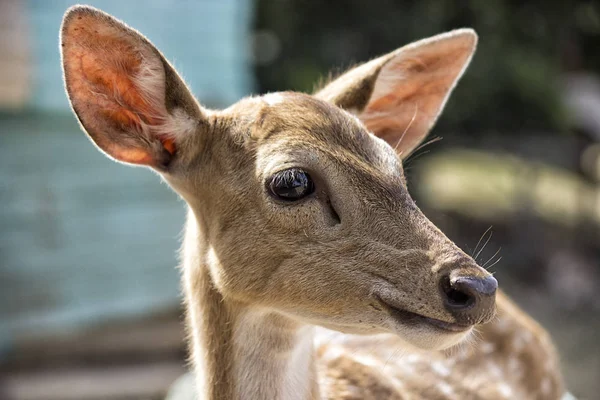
[268,168,315,201]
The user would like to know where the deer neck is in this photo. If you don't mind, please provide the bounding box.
[181,210,319,400]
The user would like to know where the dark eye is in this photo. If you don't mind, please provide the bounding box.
[267,168,315,201]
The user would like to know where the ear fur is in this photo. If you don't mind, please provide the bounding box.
[60,5,203,169]
[316,29,477,157]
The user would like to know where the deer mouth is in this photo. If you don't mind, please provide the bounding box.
[376,297,472,333]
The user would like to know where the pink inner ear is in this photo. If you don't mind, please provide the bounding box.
[67,19,161,123]
[359,37,474,157]
[63,13,176,165]
[361,73,436,156]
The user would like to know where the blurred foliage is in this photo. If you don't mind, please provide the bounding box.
[417,149,600,232]
[254,0,600,135]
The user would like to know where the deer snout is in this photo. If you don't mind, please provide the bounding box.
[440,269,498,325]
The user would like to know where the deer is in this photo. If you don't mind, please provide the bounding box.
[60,5,569,400]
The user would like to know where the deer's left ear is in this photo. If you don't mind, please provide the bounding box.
[315,29,477,158]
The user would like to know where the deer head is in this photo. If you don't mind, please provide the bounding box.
[61,5,496,352]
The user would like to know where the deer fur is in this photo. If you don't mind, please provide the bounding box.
[60,5,566,399]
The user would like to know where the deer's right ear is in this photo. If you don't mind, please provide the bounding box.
[60,6,204,169]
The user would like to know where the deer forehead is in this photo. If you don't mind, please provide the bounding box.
[243,92,402,179]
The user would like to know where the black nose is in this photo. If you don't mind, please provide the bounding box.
[440,273,498,325]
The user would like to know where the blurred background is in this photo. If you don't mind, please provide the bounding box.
[0,0,598,399]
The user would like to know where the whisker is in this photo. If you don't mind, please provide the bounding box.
[472,226,493,258]
[482,247,502,269]
[403,150,431,170]
[394,103,419,153]
[484,256,502,272]
[473,229,493,261]
[411,136,443,154]
[471,328,483,343]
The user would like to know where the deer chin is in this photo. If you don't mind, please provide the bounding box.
[392,321,473,352]
[376,296,474,351]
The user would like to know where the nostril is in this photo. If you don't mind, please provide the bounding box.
[446,287,474,307]
[440,275,476,309]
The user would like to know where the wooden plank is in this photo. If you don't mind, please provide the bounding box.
[2,310,185,370]
[1,361,187,400]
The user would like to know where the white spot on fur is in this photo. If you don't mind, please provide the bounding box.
[263,92,285,106]
[438,381,455,397]
[404,354,422,363]
[486,361,504,378]
[431,361,451,377]
[497,383,513,398]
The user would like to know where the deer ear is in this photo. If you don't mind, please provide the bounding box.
[316,29,477,158]
[60,6,203,169]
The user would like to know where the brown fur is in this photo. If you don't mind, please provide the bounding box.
[60,5,566,399]
[315,293,563,399]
